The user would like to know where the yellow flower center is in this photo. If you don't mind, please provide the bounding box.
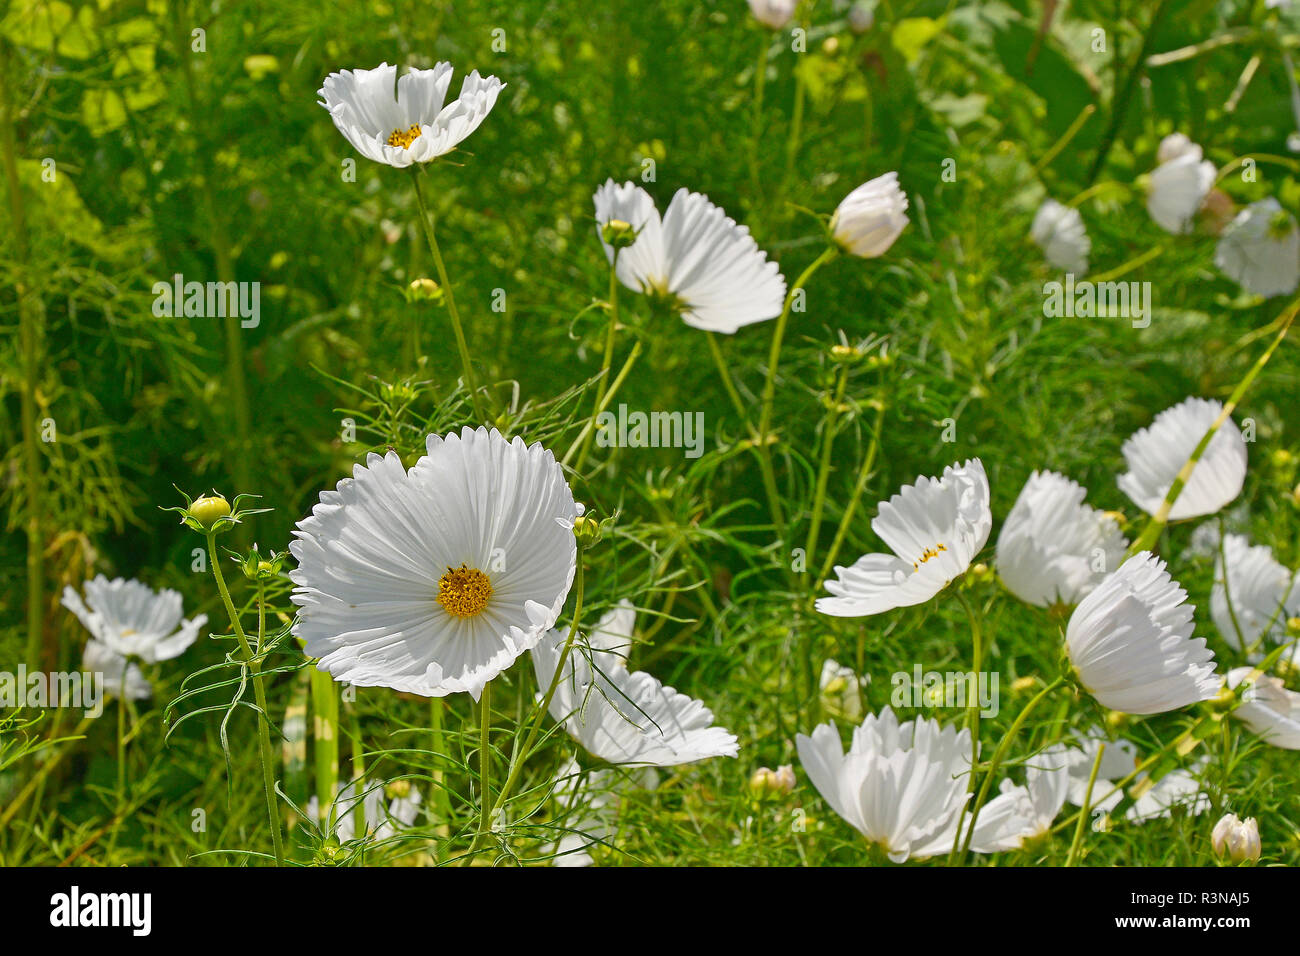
[912,542,948,572]
[437,564,493,619]
[387,124,422,149]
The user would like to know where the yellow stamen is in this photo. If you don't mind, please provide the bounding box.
[437,564,493,619]
[387,124,422,149]
[912,543,948,572]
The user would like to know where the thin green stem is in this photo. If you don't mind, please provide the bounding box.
[707,332,751,424]
[816,399,886,587]
[803,366,849,581]
[410,167,486,423]
[749,32,768,195]
[563,341,644,468]
[477,680,493,842]
[206,534,285,865]
[575,258,622,472]
[1065,742,1106,866]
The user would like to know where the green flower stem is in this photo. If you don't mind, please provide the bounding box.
[803,365,850,581]
[309,668,340,837]
[1127,304,1295,557]
[707,332,751,424]
[574,257,622,472]
[1065,742,1107,867]
[410,167,486,423]
[748,32,768,195]
[467,560,586,860]
[756,247,838,538]
[428,698,451,844]
[117,661,129,805]
[816,398,886,587]
[206,533,285,866]
[955,676,1066,862]
[562,341,644,469]
[476,680,493,843]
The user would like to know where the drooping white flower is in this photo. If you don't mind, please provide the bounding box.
[747,0,796,29]
[1117,397,1247,521]
[62,576,206,664]
[318,62,504,169]
[996,470,1128,608]
[310,779,423,842]
[531,622,739,766]
[83,640,152,701]
[818,659,865,722]
[830,172,909,258]
[592,179,787,334]
[796,709,975,862]
[291,427,578,700]
[1227,667,1300,750]
[1125,764,1209,824]
[1147,138,1215,234]
[1063,730,1140,812]
[818,459,992,617]
[1211,812,1262,862]
[1065,552,1219,715]
[1212,535,1300,659]
[1031,199,1090,274]
[548,758,657,867]
[1015,744,1072,838]
[1215,197,1300,298]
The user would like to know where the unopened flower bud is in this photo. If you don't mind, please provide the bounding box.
[573,514,602,549]
[188,494,231,530]
[386,779,412,800]
[407,277,443,303]
[600,218,638,249]
[1211,813,1261,863]
[830,172,909,258]
[747,0,795,30]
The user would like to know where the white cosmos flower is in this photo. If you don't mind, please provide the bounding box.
[318,62,504,169]
[1147,140,1215,234]
[996,470,1128,608]
[1117,397,1247,521]
[1065,552,1219,715]
[819,659,865,722]
[1212,535,1300,659]
[1125,764,1209,824]
[748,0,796,29]
[1227,667,1300,750]
[1215,197,1300,298]
[62,575,206,664]
[1063,730,1141,811]
[530,623,739,767]
[290,426,578,700]
[817,459,992,617]
[830,172,909,258]
[592,179,787,334]
[83,640,152,701]
[588,599,636,670]
[1031,198,1090,274]
[797,709,975,862]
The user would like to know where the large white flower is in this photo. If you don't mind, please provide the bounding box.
[1031,198,1090,274]
[83,640,152,701]
[748,0,796,29]
[62,576,205,664]
[1147,139,1215,234]
[996,470,1128,608]
[318,62,504,169]
[1117,397,1247,521]
[1065,552,1219,715]
[1227,667,1300,750]
[592,179,787,334]
[818,459,991,617]
[1212,535,1300,659]
[830,172,909,258]
[797,709,975,862]
[531,623,738,766]
[290,426,578,700]
[1215,197,1300,298]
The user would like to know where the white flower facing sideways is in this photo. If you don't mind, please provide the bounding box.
[592,179,787,334]
[290,426,578,700]
[1146,134,1215,234]
[1212,535,1300,659]
[797,708,980,862]
[318,62,504,169]
[1117,397,1247,521]
[530,609,738,766]
[1031,198,1090,274]
[830,172,909,258]
[1227,667,1300,750]
[62,575,206,664]
[747,0,796,30]
[82,640,152,701]
[996,470,1128,609]
[1215,197,1300,298]
[1065,552,1219,715]
[817,459,991,617]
